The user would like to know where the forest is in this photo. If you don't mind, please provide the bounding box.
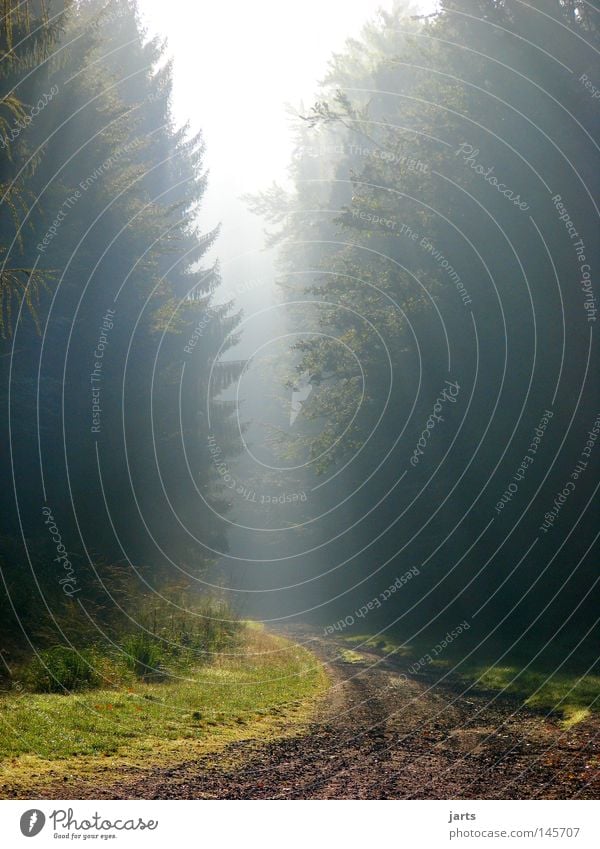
[1,0,241,660]
[0,0,598,804]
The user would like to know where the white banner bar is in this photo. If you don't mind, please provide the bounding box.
[0,800,598,848]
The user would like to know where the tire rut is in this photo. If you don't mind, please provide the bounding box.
[40,627,600,799]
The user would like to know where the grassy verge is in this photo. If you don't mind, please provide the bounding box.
[454,665,600,728]
[341,633,599,727]
[0,625,329,796]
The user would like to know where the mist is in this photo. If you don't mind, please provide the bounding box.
[1,0,599,808]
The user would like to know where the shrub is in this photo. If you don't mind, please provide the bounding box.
[16,596,242,691]
[121,634,168,681]
[24,646,102,693]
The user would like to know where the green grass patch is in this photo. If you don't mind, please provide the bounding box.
[456,664,600,726]
[23,646,104,693]
[0,626,329,796]
[339,648,368,664]
[15,597,243,694]
[343,633,411,656]
[341,632,599,726]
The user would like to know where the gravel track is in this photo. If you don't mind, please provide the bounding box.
[41,627,600,800]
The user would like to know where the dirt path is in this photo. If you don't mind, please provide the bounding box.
[53,627,600,799]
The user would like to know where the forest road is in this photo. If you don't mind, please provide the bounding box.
[72,626,600,799]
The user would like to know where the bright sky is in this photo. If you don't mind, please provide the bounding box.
[137,0,412,226]
[136,0,436,290]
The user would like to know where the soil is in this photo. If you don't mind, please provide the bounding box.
[38,627,600,800]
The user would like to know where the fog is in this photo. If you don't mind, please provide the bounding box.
[137,0,427,620]
[1,0,598,809]
[1,0,597,673]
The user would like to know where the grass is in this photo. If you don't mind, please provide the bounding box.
[455,664,600,727]
[341,632,600,726]
[343,633,410,657]
[0,626,329,796]
[18,597,244,694]
[339,648,369,664]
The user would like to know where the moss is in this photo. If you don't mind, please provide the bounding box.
[0,627,329,796]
